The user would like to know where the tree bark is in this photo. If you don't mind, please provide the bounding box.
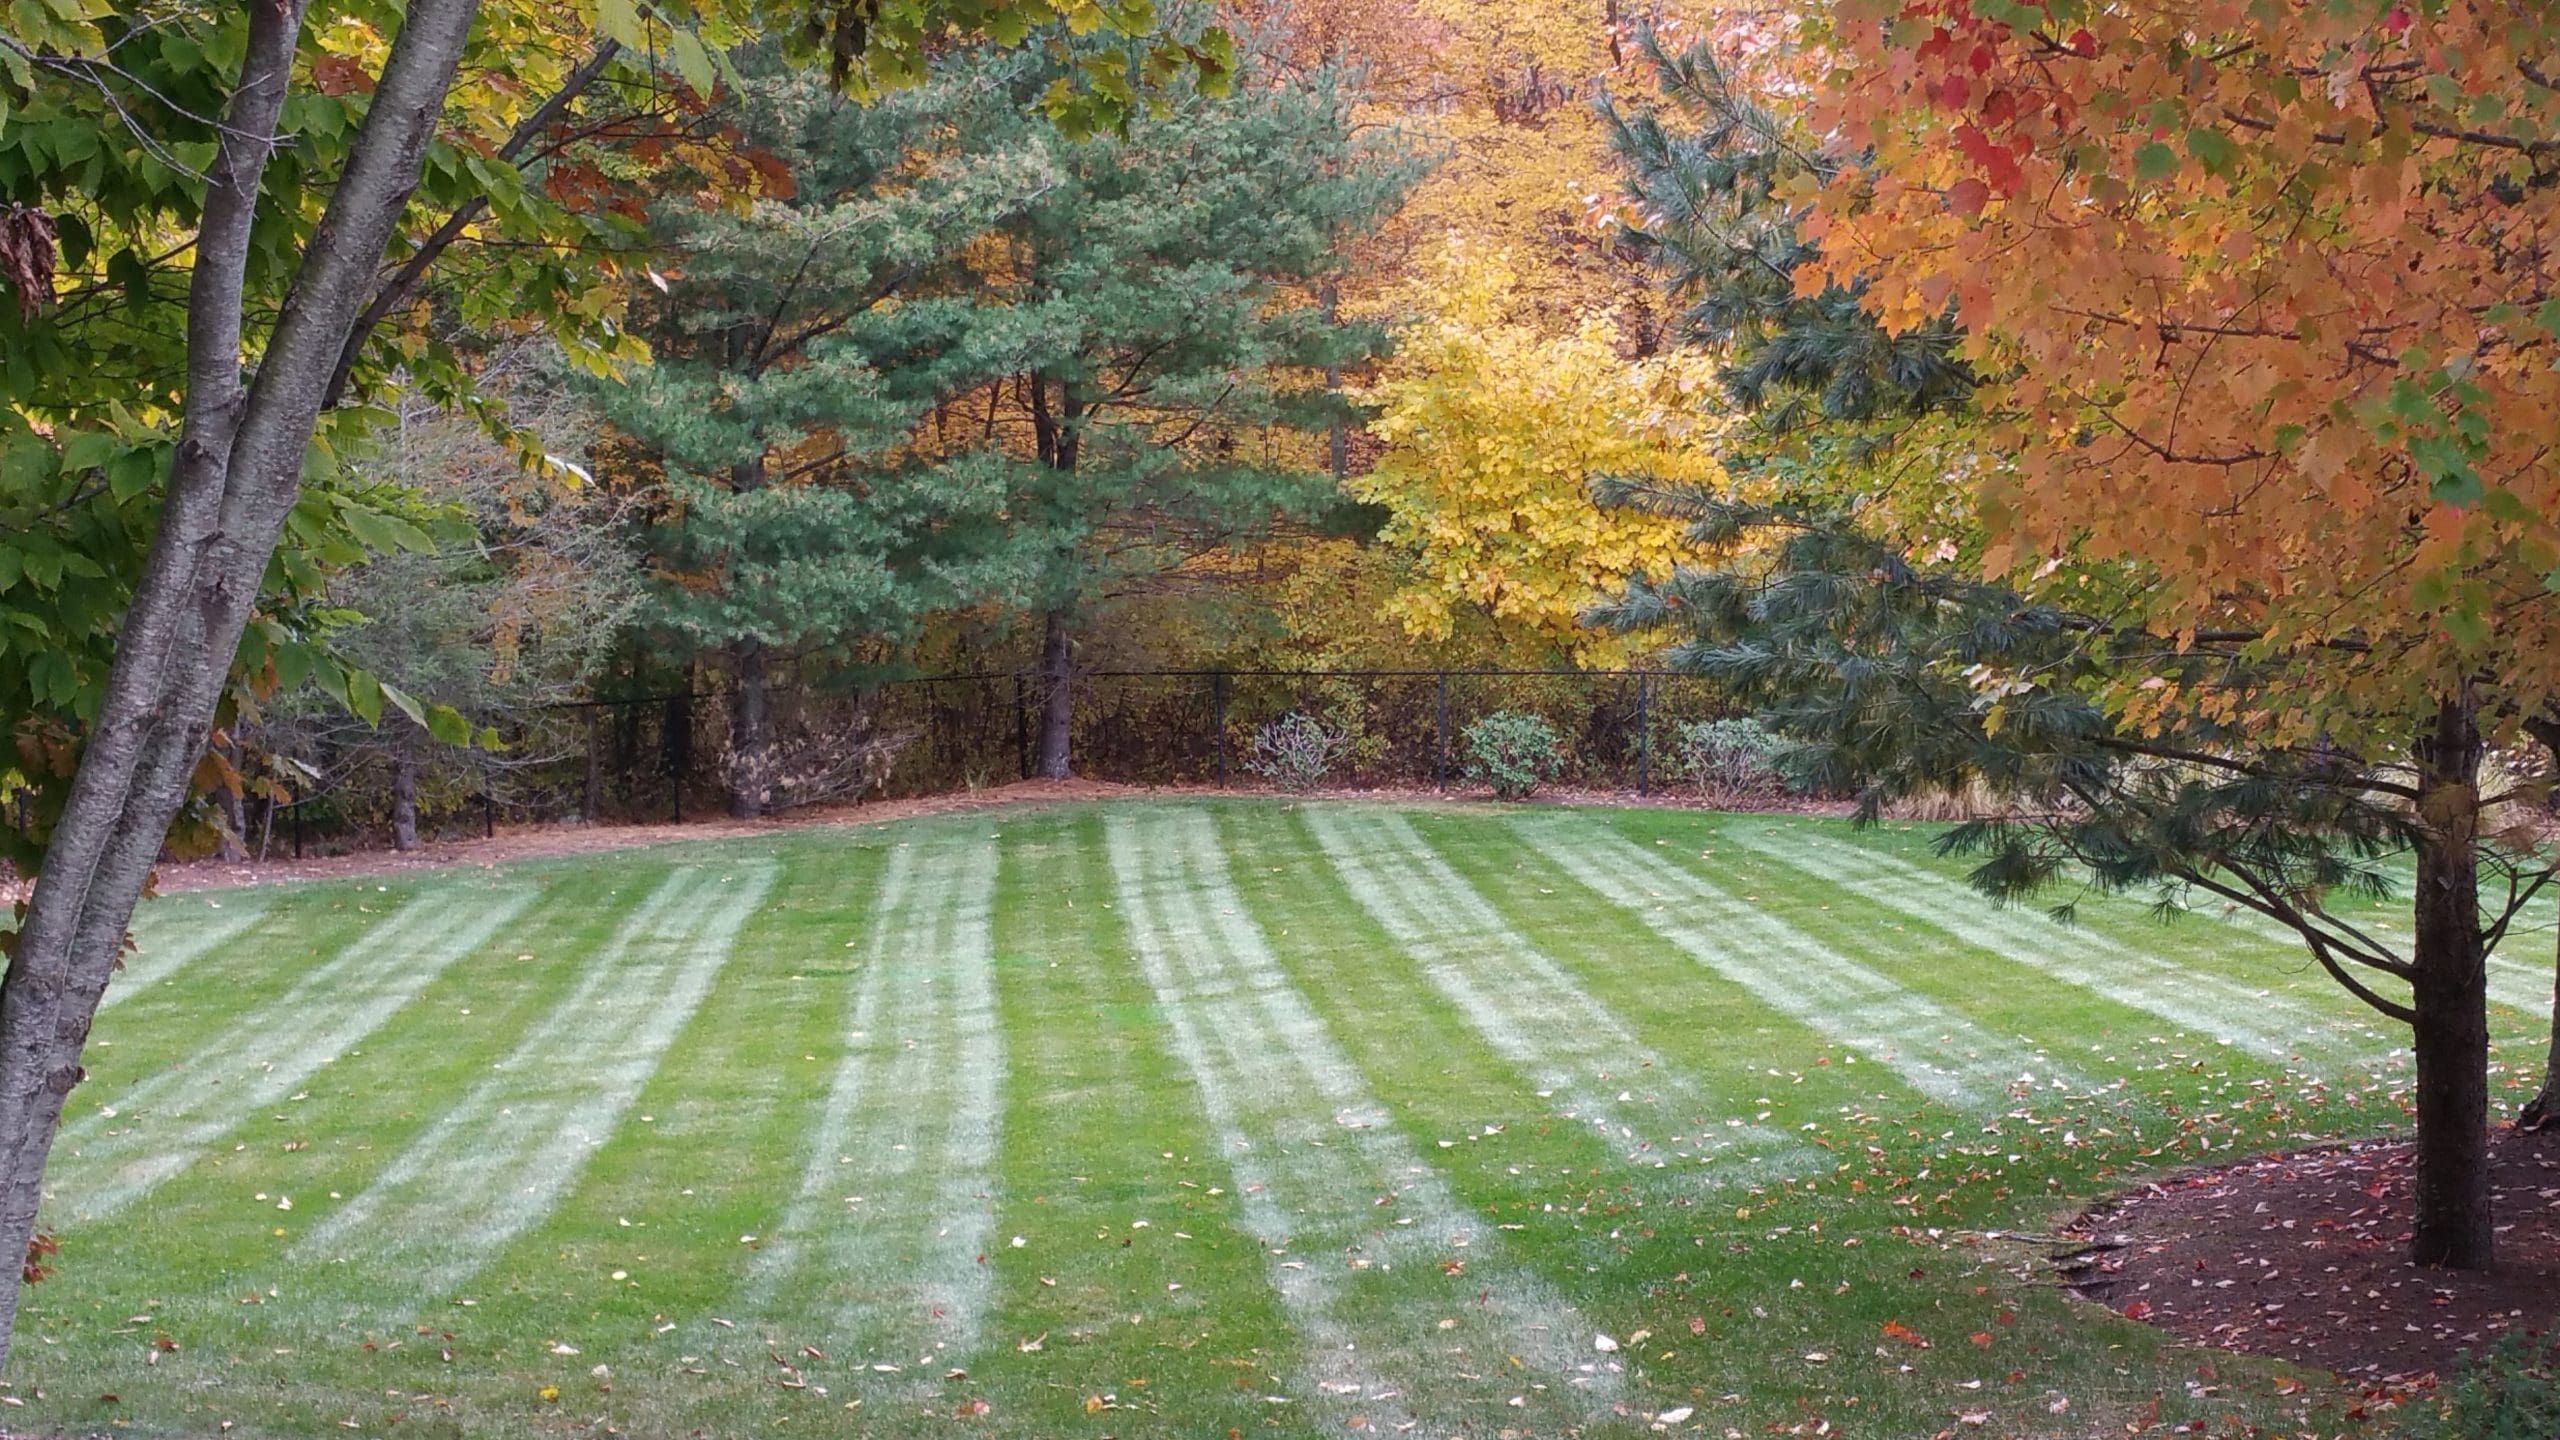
[728,641,772,819]
[2407,691,2495,1269]
[1037,610,1073,780]
[0,0,483,1371]
[389,743,420,852]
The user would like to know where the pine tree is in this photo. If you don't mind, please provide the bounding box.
[1599,32,1970,430]
[838,44,1417,778]
[609,41,1413,806]
[603,59,1056,816]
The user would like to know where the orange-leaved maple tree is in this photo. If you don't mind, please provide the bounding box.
[1799,0,2560,1269]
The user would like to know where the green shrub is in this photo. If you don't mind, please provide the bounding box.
[1670,717,1786,803]
[1246,711,1352,792]
[2414,1336,2560,1439]
[1462,710,1565,800]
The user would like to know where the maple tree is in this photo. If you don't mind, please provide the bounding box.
[1596,14,2560,1269]
[1793,0,2560,1273]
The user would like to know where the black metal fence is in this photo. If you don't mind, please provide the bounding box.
[272,667,1739,853]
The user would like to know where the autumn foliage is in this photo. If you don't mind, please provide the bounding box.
[1803,0,2560,740]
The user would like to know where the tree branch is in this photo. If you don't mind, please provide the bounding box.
[321,37,622,409]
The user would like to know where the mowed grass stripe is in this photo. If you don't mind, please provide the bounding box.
[17,862,663,1418]
[1105,807,1615,1433]
[101,893,279,1012]
[970,812,1291,1436]
[1412,812,1940,1133]
[49,883,541,1223]
[295,860,776,1302]
[1304,806,1813,1179]
[752,833,1004,1368]
[2489,954,2553,1020]
[402,839,883,1435]
[1726,825,2345,1064]
[1520,815,2082,1110]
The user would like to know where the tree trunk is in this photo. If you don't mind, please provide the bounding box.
[0,0,483,1372]
[582,708,603,824]
[1037,610,1073,780]
[389,745,420,852]
[2407,692,2495,1269]
[2519,927,2560,1130]
[728,641,771,820]
[211,747,249,863]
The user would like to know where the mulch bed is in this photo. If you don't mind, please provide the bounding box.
[2061,1127,2560,1382]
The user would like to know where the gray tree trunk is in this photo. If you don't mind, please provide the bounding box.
[2407,692,2495,1269]
[389,744,420,852]
[728,641,772,819]
[1037,611,1073,780]
[0,0,484,1371]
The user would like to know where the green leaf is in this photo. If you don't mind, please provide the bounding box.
[344,666,383,727]
[2131,142,2178,181]
[106,444,158,500]
[57,429,116,471]
[2182,126,2236,174]
[664,28,715,96]
[272,639,314,695]
[424,702,472,747]
[597,0,648,52]
[2409,434,2482,506]
[378,679,427,727]
[337,501,436,555]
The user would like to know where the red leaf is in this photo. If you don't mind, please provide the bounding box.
[311,54,375,96]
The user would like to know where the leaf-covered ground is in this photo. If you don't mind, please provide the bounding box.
[23,798,2548,1438]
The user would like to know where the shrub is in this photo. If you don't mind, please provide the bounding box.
[2415,1336,2560,1439]
[1670,717,1785,804]
[1461,710,1565,800]
[1247,711,1352,792]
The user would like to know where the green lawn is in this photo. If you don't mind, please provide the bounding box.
[22,798,2545,1438]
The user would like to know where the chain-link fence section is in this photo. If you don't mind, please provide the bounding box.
[263,668,1739,855]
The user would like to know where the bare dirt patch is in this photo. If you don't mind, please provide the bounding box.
[2061,1128,2560,1383]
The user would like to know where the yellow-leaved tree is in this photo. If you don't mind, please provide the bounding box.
[1354,248,1717,662]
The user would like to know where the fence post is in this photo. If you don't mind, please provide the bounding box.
[583,707,602,823]
[1636,671,1652,797]
[1433,671,1449,789]
[1013,674,1030,780]
[669,694,688,824]
[1212,671,1230,787]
